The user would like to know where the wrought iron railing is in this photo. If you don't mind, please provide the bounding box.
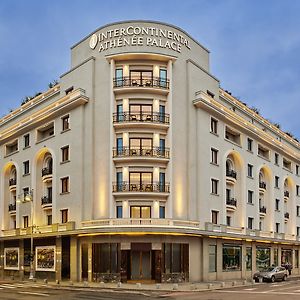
[113,111,170,124]
[113,182,170,193]
[226,169,237,179]
[113,147,170,158]
[226,198,237,207]
[9,178,17,186]
[41,196,52,205]
[8,203,16,211]
[113,76,169,89]
[259,181,266,189]
[284,191,290,198]
[284,212,290,219]
[42,167,52,177]
[259,206,267,214]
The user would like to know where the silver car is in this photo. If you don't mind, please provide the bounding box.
[253,266,288,282]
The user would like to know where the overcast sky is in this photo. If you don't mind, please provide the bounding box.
[0,0,300,137]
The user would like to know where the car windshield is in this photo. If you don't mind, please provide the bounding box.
[264,267,275,272]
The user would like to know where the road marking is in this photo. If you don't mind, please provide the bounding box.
[244,288,257,290]
[18,291,49,297]
[216,290,300,295]
[0,284,16,289]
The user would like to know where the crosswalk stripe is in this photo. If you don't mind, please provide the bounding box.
[244,288,257,290]
[18,291,49,297]
[0,285,16,289]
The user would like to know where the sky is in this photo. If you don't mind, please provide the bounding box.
[0,0,300,137]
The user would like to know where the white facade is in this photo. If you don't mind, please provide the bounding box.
[0,21,300,282]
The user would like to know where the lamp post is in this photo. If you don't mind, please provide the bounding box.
[19,190,35,280]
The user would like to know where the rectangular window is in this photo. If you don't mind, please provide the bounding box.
[276,222,280,233]
[247,138,253,152]
[258,144,270,160]
[246,247,252,270]
[159,206,165,218]
[61,146,70,162]
[159,172,166,192]
[116,205,122,218]
[115,68,123,87]
[275,153,279,165]
[297,185,300,196]
[62,115,70,131]
[275,199,280,211]
[297,227,300,236]
[130,206,151,218]
[93,243,119,274]
[297,206,300,217]
[159,105,166,123]
[116,137,123,155]
[24,134,30,148]
[159,68,167,88]
[248,217,254,229]
[210,118,218,134]
[47,214,52,225]
[61,209,68,223]
[23,187,29,198]
[5,139,18,156]
[274,248,278,266]
[209,245,217,272]
[247,164,253,177]
[295,250,299,268]
[211,210,218,224]
[226,216,231,226]
[23,160,30,175]
[223,244,241,271]
[23,216,29,228]
[225,126,241,145]
[248,190,253,204]
[296,165,299,175]
[211,179,218,195]
[211,148,218,164]
[256,247,270,270]
[275,176,279,188]
[283,157,291,171]
[61,177,69,193]
[36,122,54,142]
[116,172,123,192]
[116,104,123,122]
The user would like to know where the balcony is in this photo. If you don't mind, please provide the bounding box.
[9,178,17,191]
[259,206,267,216]
[113,147,170,162]
[284,212,290,222]
[259,181,266,192]
[113,182,170,196]
[8,203,16,214]
[113,76,169,94]
[113,111,169,129]
[226,198,237,211]
[41,196,52,209]
[284,191,290,199]
[41,167,52,183]
[226,169,237,184]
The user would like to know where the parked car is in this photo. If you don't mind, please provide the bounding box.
[253,266,288,282]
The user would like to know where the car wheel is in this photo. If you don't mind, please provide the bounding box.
[282,274,287,281]
[271,276,275,283]
[254,279,259,283]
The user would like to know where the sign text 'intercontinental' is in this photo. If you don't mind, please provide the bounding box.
[89,26,191,53]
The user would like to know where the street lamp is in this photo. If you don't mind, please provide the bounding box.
[18,190,35,280]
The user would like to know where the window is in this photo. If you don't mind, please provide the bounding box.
[61,177,69,193]
[297,227,300,236]
[274,248,278,266]
[258,144,270,160]
[247,164,253,177]
[159,172,166,192]
[62,115,70,131]
[115,68,123,87]
[226,216,231,226]
[275,199,280,211]
[159,105,166,123]
[283,157,291,171]
[275,223,280,233]
[211,148,218,164]
[297,206,300,217]
[116,104,123,122]
[61,209,68,223]
[116,205,123,218]
[247,138,253,152]
[37,122,54,142]
[116,137,123,155]
[295,250,299,268]
[163,243,188,274]
[211,179,218,195]
[275,176,279,188]
[5,139,18,156]
[159,68,167,88]
[47,214,52,225]
[210,118,218,134]
[246,247,252,271]
[297,165,299,175]
[93,243,119,274]
[61,146,70,162]
[256,247,270,270]
[211,210,218,224]
[130,206,151,218]
[248,217,254,229]
[225,126,241,145]
[116,172,123,191]
[223,244,241,271]
[23,160,30,175]
[23,216,29,228]
[159,206,165,218]
[23,187,29,198]
[24,134,30,148]
[297,185,300,196]
[274,153,279,165]
[209,245,217,272]
[248,190,253,204]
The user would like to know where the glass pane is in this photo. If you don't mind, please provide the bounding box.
[141,207,151,218]
[246,247,252,270]
[159,139,165,150]
[256,247,270,270]
[115,69,123,78]
[130,105,140,113]
[130,172,140,183]
[116,206,122,218]
[130,139,140,148]
[164,244,171,273]
[142,71,152,78]
[131,207,140,218]
[117,138,123,154]
[110,244,118,273]
[159,206,165,218]
[142,173,152,183]
[100,244,110,273]
[209,245,216,272]
[222,245,241,271]
[141,105,152,113]
[130,71,140,80]
[142,139,152,148]
[117,104,123,122]
[172,244,181,273]
[159,69,167,79]
[159,173,165,192]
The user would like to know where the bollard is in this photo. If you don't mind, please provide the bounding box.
[173,283,178,290]
[56,280,60,285]
[208,283,213,289]
[232,281,236,286]
[83,281,88,287]
[156,283,161,289]
[259,277,263,283]
[44,279,48,284]
[136,282,142,289]
[252,279,256,285]
[221,282,225,288]
[243,280,247,285]
[117,282,122,288]
[69,281,73,286]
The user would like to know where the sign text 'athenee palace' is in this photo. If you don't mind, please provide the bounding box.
[89,26,191,53]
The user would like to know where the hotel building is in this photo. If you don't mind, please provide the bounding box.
[1,20,300,283]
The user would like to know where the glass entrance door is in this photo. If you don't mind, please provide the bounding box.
[131,250,151,280]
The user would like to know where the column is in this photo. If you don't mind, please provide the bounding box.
[70,237,78,282]
[56,237,62,282]
[88,243,92,282]
[0,241,4,279]
[19,239,24,280]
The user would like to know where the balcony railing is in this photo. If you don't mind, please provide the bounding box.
[226,198,237,207]
[41,196,52,205]
[259,206,267,214]
[113,111,170,124]
[8,203,16,212]
[284,191,290,198]
[9,178,17,186]
[42,167,52,177]
[226,169,237,179]
[284,212,290,219]
[113,182,170,193]
[259,181,266,189]
[113,76,169,89]
[113,147,170,159]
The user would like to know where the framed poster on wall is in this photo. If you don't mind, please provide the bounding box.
[4,247,19,270]
[35,245,56,272]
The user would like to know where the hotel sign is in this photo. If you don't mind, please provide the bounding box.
[89,26,191,53]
